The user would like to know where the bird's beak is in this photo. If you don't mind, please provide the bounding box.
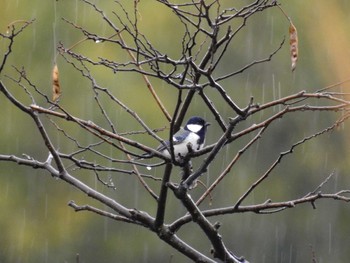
[205,122,211,127]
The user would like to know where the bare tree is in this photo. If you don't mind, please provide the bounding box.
[1,1,350,262]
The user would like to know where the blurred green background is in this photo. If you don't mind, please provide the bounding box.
[1,1,350,262]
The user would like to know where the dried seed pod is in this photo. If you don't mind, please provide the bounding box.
[289,21,298,71]
[52,64,61,101]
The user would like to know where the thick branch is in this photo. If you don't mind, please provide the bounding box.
[169,183,248,263]
[154,163,173,229]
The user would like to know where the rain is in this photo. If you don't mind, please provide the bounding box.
[1,1,350,263]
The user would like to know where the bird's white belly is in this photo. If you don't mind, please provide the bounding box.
[163,132,201,158]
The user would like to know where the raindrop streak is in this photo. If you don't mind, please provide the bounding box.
[45,239,49,263]
[260,83,266,121]
[143,244,149,263]
[252,139,260,165]
[323,153,328,170]
[75,0,79,24]
[104,216,109,241]
[334,172,339,192]
[53,0,57,56]
[245,73,251,95]
[94,171,98,189]
[18,209,27,262]
[289,244,293,263]
[45,194,48,219]
[272,74,276,112]
[5,182,9,200]
[270,15,274,44]
[328,223,332,255]
[278,81,282,113]
[206,167,210,186]
[261,83,266,104]
[275,226,279,263]
[134,179,139,208]
[31,11,37,51]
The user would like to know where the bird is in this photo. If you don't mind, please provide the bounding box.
[157,116,210,161]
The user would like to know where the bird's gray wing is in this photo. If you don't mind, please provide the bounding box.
[157,128,190,152]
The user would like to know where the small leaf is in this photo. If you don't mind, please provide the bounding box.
[52,64,61,101]
[289,21,298,71]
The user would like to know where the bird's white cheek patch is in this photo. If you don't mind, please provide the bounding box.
[187,124,202,133]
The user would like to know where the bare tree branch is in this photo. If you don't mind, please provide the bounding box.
[1,1,350,262]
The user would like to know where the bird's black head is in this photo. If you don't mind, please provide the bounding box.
[184,116,210,134]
